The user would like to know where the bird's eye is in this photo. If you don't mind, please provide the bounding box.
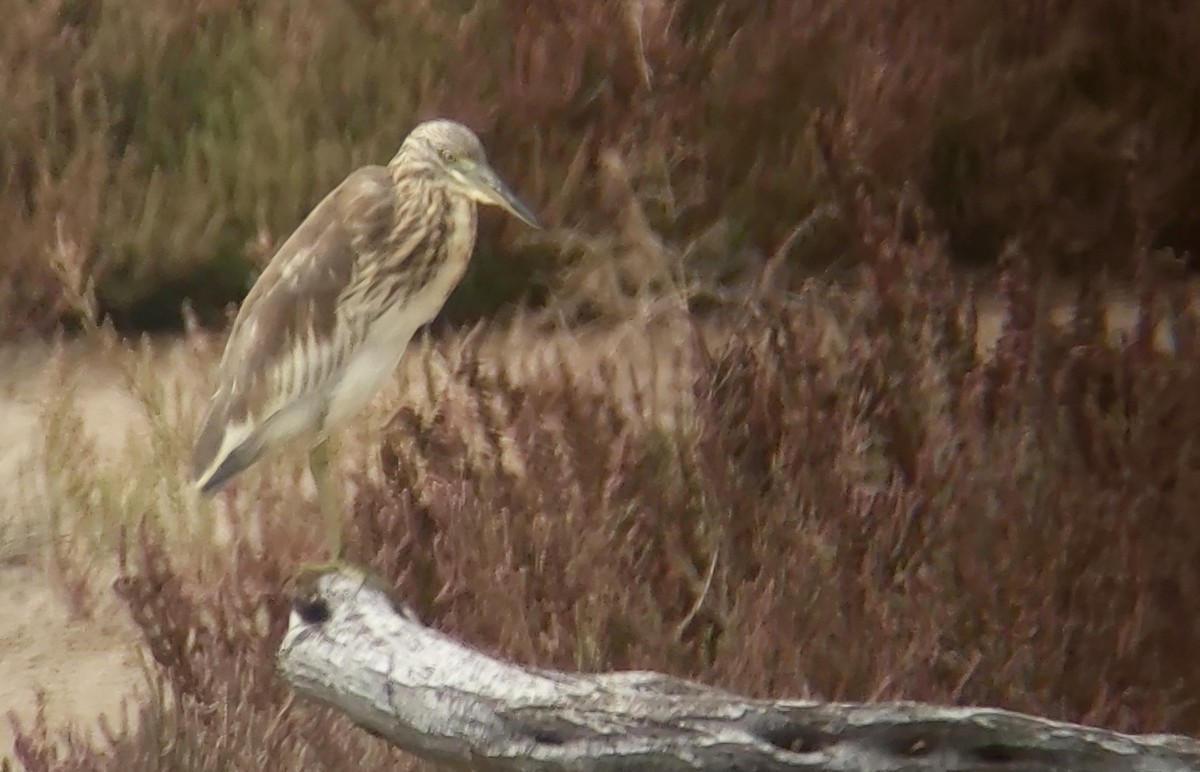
[439,149,456,164]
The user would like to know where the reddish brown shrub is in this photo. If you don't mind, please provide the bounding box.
[14,199,1200,768]
[4,0,1199,335]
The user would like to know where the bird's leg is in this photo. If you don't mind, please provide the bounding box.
[308,438,342,560]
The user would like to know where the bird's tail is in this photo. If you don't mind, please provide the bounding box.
[194,440,262,496]
[191,398,263,495]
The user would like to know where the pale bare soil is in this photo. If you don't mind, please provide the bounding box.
[0,339,154,757]
[0,292,1168,760]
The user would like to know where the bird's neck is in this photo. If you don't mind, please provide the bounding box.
[388,153,438,186]
[383,176,478,283]
[443,193,479,263]
[390,176,476,230]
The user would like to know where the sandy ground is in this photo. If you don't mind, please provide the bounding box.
[0,290,1174,762]
[0,320,701,761]
[0,339,155,758]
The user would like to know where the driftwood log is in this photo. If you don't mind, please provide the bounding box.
[276,567,1200,771]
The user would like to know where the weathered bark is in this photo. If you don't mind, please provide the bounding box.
[276,567,1200,771]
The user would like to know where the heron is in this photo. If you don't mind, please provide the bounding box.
[191,119,539,557]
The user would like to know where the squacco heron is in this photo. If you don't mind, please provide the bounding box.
[191,119,539,557]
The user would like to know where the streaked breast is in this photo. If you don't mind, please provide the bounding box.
[323,196,477,427]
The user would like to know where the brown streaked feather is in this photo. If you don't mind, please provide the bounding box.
[191,165,396,490]
[191,119,507,495]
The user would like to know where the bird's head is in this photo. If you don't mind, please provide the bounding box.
[396,120,539,229]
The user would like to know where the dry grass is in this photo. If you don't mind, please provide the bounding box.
[6,189,1200,768]
[5,5,1200,767]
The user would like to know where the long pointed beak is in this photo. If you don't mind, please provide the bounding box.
[472,165,540,229]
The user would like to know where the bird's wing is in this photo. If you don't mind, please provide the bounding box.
[191,165,396,491]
